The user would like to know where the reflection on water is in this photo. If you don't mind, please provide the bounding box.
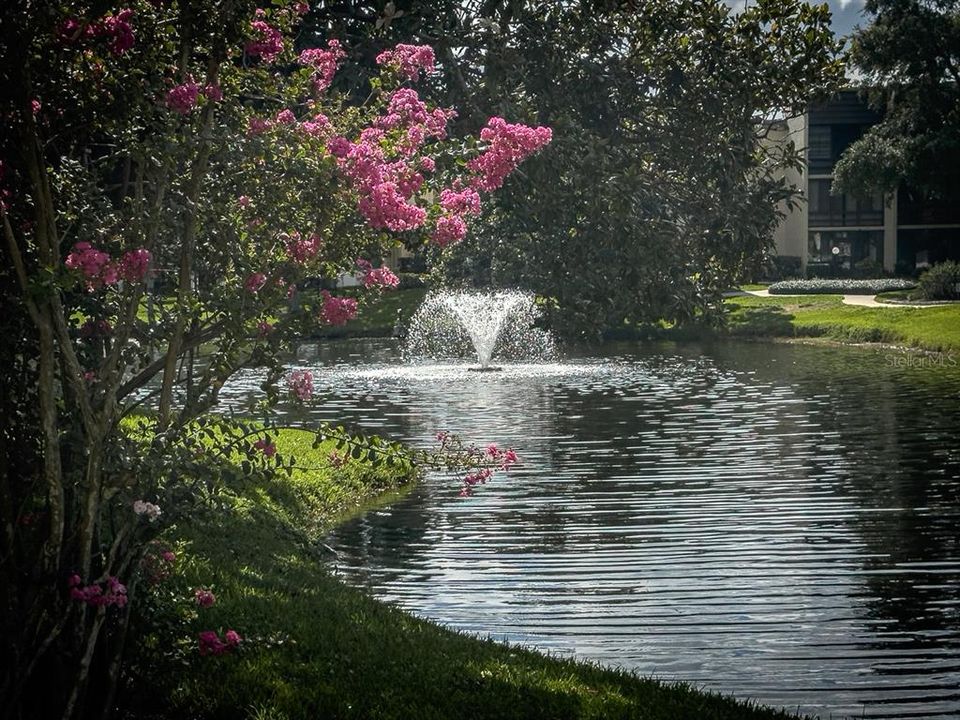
[219,340,960,719]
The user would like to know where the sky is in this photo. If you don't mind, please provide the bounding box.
[726,0,868,38]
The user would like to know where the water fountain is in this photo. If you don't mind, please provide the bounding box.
[403,289,556,370]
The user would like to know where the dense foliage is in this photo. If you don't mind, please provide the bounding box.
[0,2,540,717]
[305,0,844,335]
[918,261,960,301]
[832,0,960,199]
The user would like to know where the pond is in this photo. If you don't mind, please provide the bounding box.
[221,339,960,719]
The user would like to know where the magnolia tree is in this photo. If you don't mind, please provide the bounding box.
[0,1,549,717]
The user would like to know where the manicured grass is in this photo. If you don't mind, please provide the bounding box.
[128,427,807,720]
[726,294,960,351]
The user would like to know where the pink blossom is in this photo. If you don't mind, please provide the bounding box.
[246,18,284,62]
[166,80,200,115]
[357,261,399,289]
[468,117,553,191]
[284,232,321,263]
[326,136,351,158]
[320,290,358,326]
[247,117,274,136]
[384,88,429,126]
[160,550,176,563]
[286,370,314,401]
[293,2,310,15]
[133,499,162,521]
[298,40,345,93]
[357,182,426,232]
[65,242,114,288]
[31,99,41,116]
[224,630,242,647]
[83,370,97,383]
[118,248,151,282]
[419,156,436,173]
[440,187,481,216]
[98,9,135,56]
[195,588,216,608]
[254,438,277,457]
[237,195,252,208]
[244,272,267,294]
[69,575,128,608]
[301,113,331,137]
[275,108,296,125]
[375,44,435,81]
[257,320,274,337]
[202,84,223,102]
[199,630,232,656]
[432,214,468,247]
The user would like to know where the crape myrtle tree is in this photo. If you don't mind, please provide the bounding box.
[832,0,960,199]
[302,0,844,335]
[0,1,546,717]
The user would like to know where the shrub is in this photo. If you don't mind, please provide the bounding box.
[917,261,960,300]
[768,278,917,295]
[852,258,884,278]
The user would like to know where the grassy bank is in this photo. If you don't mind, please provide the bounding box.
[129,428,805,720]
[725,294,960,351]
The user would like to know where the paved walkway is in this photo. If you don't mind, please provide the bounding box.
[740,288,944,308]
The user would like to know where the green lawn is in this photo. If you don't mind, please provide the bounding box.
[726,294,960,351]
[126,427,807,720]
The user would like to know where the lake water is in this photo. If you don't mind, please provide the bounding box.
[222,339,960,719]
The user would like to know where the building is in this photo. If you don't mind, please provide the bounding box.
[770,90,960,276]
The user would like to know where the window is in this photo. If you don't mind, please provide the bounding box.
[808,179,883,227]
[808,126,832,163]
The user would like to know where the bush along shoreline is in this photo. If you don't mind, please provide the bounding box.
[119,428,809,720]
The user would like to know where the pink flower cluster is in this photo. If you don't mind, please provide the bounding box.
[356,260,400,289]
[458,445,518,497]
[487,443,519,469]
[66,243,152,289]
[195,588,216,608]
[59,9,135,56]
[357,182,426,231]
[468,117,553,192]
[248,117,273,136]
[246,17,284,62]
[254,438,277,457]
[256,320,274,337]
[245,272,267,294]
[165,80,222,115]
[276,108,296,125]
[432,186,483,246]
[375,44,435,81]
[301,113,332,137]
[286,370,314,401]
[119,248,151,281]
[133,499,162,521]
[199,629,241,656]
[68,574,128,608]
[284,232,322,264]
[298,40,345,93]
[320,290,358,325]
[166,81,199,115]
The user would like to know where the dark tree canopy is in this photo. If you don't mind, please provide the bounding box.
[305,0,844,335]
[833,0,960,200]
